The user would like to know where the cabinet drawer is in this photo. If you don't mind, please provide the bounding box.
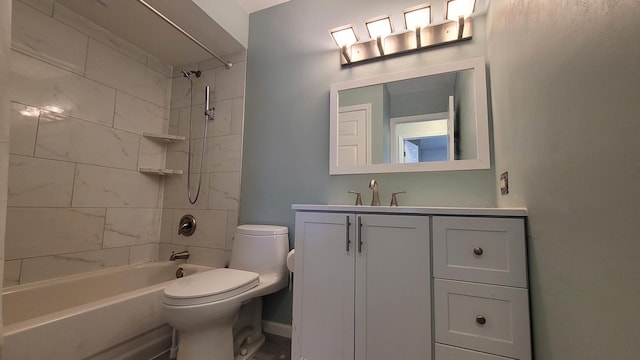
[434,279,531,360]
[435,343,514,360]
[433,216,527,287]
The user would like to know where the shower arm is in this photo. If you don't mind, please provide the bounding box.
[135,0,233,69]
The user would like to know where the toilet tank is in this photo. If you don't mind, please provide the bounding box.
[229,225,289,277]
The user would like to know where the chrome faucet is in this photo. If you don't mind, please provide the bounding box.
[369,179,381,206]
[170,250,190,261]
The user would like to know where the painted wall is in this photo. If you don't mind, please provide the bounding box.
[242,0,494,324]
[193,0,249,48]
[488,1,640,358]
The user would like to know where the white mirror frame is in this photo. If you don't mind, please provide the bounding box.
[330,57,489,175]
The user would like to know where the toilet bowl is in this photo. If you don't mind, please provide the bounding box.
[163,225,289,360]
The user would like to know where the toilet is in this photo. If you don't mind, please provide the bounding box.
[162,225,289,360]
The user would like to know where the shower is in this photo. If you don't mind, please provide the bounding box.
[182,69,214,204]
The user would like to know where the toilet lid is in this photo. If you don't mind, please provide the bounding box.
[163,268,260,306]
[237,224,288,235]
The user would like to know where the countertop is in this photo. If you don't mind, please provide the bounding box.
[291,204,527,217]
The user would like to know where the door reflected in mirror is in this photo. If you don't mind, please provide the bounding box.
[330,57,489,174]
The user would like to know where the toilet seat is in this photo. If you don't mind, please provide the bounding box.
[163,268,260,306]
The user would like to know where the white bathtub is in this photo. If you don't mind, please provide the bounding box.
[2,261,212,360]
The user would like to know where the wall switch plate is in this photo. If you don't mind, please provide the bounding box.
[500,171,509,195]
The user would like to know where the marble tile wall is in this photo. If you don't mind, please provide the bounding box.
[4,0,172,285]
[160,51,246,268]
[1,0,12,332]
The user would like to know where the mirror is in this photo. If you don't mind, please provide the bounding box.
[330,57,489,174]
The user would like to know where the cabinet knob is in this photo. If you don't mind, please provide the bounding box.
[473,247,484,256]
[476,315,486,325]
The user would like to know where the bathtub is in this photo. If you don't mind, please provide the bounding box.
[2,261,212,360]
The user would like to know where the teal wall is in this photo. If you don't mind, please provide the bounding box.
[488,1,640,358]
[241,0,494,324]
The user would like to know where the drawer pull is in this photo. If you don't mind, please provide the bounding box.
[476,315,487,325]
[473,247,484,256]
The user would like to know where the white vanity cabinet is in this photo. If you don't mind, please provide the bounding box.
[291,205,530,360]
[292,211,431,360]
[432,216,531,360]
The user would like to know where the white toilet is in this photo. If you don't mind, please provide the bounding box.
[162,225,289,360]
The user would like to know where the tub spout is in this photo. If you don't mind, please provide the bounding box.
[170,250,190,261]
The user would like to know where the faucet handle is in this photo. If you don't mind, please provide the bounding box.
[348,191,363,205]
[390,191,407,206]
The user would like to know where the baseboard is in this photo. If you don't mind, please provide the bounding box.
[262,320,292,339]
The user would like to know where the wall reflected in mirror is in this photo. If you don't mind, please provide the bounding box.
[337,69,475,166]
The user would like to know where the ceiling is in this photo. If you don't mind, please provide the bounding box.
[55,0,257,67]
[236,0,290,13]
[386,71,459,97]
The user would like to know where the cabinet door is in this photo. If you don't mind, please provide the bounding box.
[355,214,431,360]
[292,212,355,360]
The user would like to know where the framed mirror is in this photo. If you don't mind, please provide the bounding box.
[329,57,489,174]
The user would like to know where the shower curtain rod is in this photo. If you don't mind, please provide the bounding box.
[136,0,233,69]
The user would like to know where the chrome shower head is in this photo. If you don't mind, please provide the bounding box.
[181,70,202,78]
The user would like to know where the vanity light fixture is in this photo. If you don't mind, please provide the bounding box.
[365,16,393,55]
[445,0,476,38]
[329,0,475,66]
[329,25,358,64]
[403,4,432,47]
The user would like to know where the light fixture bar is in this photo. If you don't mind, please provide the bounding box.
[329,1,475,66]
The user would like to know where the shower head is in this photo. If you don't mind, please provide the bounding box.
[181,70,202,78]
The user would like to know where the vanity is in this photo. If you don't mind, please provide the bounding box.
[291,205,531,360]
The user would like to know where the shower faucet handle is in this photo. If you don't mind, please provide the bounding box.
[348,191,363,205]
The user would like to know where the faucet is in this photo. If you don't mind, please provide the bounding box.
[178,222,191,235]
[369,179,381,206]
[170,250,190,261]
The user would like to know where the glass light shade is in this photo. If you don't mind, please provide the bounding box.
[404,6,431,30]
[330,27,358,48]
[366,17,393,39]
[44,105,64,114]
[446,0,476,21]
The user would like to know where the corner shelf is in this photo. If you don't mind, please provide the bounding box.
[139,168,183,176]
[139,132,185,175]
[142,132,185,143]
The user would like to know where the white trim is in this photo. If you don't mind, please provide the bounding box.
[262,320,293,339]
[390,112,449,163]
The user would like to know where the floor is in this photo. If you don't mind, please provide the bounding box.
[252,334,291,360]
[152,334,291,360]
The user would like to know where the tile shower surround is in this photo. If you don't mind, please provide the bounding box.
[5,0,246,286]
